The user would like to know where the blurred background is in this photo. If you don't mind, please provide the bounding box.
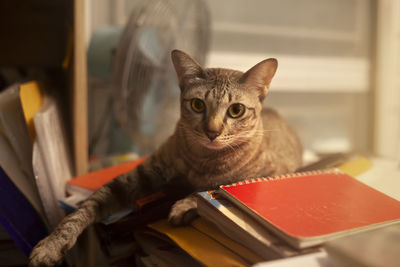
[1,0,399,171]
[85,0,399,164]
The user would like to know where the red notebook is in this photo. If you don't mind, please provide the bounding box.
[218,170,400,249]
[66,157,146,197]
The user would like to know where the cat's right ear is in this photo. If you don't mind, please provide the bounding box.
[171,50,205,91]
[240,58,278,101]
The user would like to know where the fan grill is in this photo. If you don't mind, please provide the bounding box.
[112,0,210,153]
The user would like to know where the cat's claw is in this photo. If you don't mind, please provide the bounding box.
[29,237,64,267]
[168,195,198,226]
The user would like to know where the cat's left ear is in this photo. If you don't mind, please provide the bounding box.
[240,58,278,100]
[171,50,205,91]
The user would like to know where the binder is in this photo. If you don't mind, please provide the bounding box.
[0,166,48,255]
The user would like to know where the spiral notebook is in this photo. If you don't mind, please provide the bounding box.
[218,170,400,249]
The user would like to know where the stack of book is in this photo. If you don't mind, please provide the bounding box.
[89,160,400,266]
[0,81,74,259]
[135,168,400,266]
[0,80,149,265]
[58,154,400,265]
[198,169,400,257]
[0,79,108,266]
[44,148,396,266]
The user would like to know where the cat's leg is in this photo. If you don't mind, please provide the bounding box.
[29,164,167,267]
[168,194,198,225]
[28,201,97,267]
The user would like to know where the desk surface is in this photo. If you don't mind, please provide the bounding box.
[357,157,400,201]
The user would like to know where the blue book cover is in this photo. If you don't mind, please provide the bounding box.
[0,166,48,255]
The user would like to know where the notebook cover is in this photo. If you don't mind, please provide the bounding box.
[219,170,400,248]
[19,81,43,141]
[0,166,48,255]
[67,157,146,191]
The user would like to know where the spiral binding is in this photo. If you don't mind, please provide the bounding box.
[221,168,343,188]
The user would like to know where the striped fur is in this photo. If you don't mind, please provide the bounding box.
[29,50,302,266]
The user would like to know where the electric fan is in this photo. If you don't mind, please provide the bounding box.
[112,0,210,154]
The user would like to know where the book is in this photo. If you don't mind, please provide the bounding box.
[66,157,146,198]
[218,169,400,249]
[148,218,260,267]
[0,84,35,180]
[191,216,265,264]
[0,165,48,256]
[0,83,45,221]
[33,96,73,201]
[19,81,43,141]
[134,230,201,267]
[335,156,373,177]
[33,96,74,228]
[196,192,318,260]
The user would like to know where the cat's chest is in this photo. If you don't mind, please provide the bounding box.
[169,131,277,190]
[178,150,272,190]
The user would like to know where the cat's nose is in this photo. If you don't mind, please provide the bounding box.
[206,131,220,141]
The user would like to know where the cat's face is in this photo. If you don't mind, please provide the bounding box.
[179,69,262,150]
[171,50,277,150]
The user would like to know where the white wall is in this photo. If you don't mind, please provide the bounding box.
[374,0,400,159]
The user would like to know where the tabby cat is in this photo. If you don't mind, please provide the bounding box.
[29,50,302,266]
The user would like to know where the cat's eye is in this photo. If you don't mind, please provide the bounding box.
[191,98,205,113]
[227,103,245,118]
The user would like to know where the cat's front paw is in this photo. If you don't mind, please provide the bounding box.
[29,237,64,267]
[168,195,198,226]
